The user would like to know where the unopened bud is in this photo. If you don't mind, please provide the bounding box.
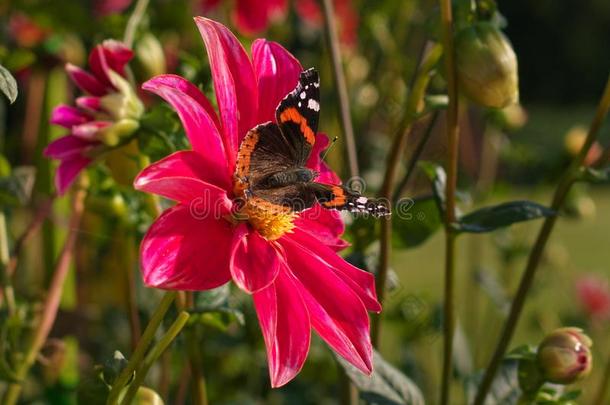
[136,33,167,78]
[135,386,164,404]
[455,23,519,108]
[98,118,140,146]
[537,327,592,384]
[101,70,144,121]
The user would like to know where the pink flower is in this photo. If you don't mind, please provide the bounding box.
[576,275,610,321]
[200,0,287,35]
[135,18,380,387]
[295,0,358,48]
[45,40,143,195]
[95,0,132,17]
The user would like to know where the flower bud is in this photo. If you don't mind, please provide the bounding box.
[135,386,164,404]
[455,23,519,108]
[136,33,167,79]
[101,71,144,122]
[536,327,592,384]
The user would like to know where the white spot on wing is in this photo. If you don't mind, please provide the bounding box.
[307,99,320,112]
[300,92,306,99]
[356,196,368,204]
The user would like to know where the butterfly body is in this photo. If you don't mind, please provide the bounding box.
[234,68,390,218]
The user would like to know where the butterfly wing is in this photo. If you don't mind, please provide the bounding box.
[275,68,320,166]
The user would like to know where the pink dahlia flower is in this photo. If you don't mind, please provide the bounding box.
[200,0,287,35]
[295,0,358,48]
[576,274,610,322]
[45,40,143,195]
[135,17,380,387]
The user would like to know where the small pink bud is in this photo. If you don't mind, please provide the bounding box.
[537,327,592,385]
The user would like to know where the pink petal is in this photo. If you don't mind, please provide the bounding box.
[287,228,381,312]
[146,74,221,130]
[230,223,281,293]
[134,151,232,210]
[199,0,222,12]
[66,64,108,96]
[253,269,310,387]
[306,133,341,184]
[232,0,274,35]
[142,76,229,176]
[72,121,112,140]
[88,40,133,86]
[140,204,233,290]
[56,155,91,195]
[295,204,348,251]
[75,96,101,112]
[194,17,258,161]
[50,105,91,128]
[44,135,97,159]
[251,39,302,123]
[281,236,377,374]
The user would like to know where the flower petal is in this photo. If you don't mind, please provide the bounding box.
[72,121,112,140]
[281,237,374,374]
[66,64,108,96]
[251,39,302,123]
[287,228,381,312]
[232,0,287,35]
[195,17,258,160]
[56,155,91,195]
[134,151,232,210]
[142,76,229,176]
[140,204,233,290]
[50,105,91,128]
[307,133,341,184]
[75,96,102,112]
[44,135,97,159]
[230,223,281,293]
[295,204,348,251]
[253,269,310,387]
[88,40,133,86]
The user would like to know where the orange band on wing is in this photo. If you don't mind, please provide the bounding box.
[279,107,316,145]
[234,128,260,196]
[322,185,346,208]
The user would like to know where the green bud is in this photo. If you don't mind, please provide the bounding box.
[135,386,164,405]
[136,33,167,79]
[98,119,140,146]
[537,327,592,385]
[101,71,144,121]
[455,23,519,108]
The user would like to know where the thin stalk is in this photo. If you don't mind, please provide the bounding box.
[184,292,208,405]
[123,0,150,48]
[0,212,16,316]
[593,353,610,404]
[320,0,359,179]
[391,111,439,204]
[120,311,190,405]
[123,232,141,349]
[106,291,177,405]
[473,73,610,405]
[438,0,460,402]
[2,184,87,405]
[372,43,443,348]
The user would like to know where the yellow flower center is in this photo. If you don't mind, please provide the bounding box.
[233,194,296,241]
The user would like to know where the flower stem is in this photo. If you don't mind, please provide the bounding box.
[372,42,443,348]
[123,0,150,48]
[473,73,610,405]
[119,311,190,405]
[2,184,87,405]
[0,212,16,316]
[438,0,460,401]
[593,352,610,404]
[320,0,359,179]
[106,291,177,405]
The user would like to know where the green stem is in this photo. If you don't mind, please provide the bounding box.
[320,0,359,179]
[473,73,610,405]
[438,0,460,402]
[2,184,87,405]
[593,352,610,404]
[123,0,150,48]
[0,212,16,316]
[372,42,443,348]
[106,291,177,405]
[120,311,190,405]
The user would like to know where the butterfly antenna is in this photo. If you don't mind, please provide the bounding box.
[321,136,339,161]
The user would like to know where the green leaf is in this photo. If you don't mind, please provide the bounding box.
[0,166,36,207]
[0,65,18,104]
[418,161,447,213]
[579,166,610,183]
[336,349,424,405]
[393,197,442,249]
[457,201,555,234]
[193,284,231,311]
[466,360,521,405]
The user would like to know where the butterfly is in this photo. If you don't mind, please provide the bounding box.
[233,68,390,217]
